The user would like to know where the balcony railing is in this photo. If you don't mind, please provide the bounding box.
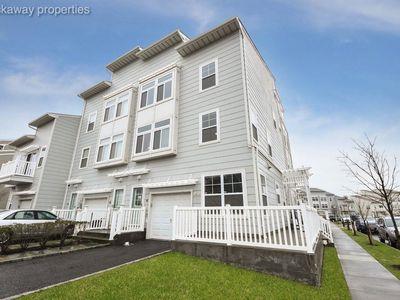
[0,160,36,178]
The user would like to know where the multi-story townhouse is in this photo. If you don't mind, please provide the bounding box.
[337,196,355,217]
[0,113,80,209]
[64,17,294,240]
[0,141,15,208]
[308,188,339,219]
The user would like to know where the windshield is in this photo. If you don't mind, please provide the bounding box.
[385,218,400,227]
[366,218,376,224]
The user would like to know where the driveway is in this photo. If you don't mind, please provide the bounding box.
[0,240,171,299]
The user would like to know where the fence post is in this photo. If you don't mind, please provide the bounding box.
[51,206,57,214]
[300,203,313,253]
[109,207,122,241]
[225,205,232,245]
[172,206,177,240]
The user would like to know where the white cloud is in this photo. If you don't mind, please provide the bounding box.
[284,0,400,34]
[286,105,400,196]
[0,57,100,140]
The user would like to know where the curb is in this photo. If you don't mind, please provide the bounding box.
[5,249,172,299]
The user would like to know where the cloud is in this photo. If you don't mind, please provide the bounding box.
[284,0,400,34]
[0,56,100,139]
[286,104,400,196]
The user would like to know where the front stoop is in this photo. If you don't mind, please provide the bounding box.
[172,238,324,286]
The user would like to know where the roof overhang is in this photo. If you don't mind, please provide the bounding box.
[78,81,112,100]
[29,113,57,128]
[137,30,189,60]
[13,190,36,196]
[9,135,35,148]
[19,144,41,153]
[142,179,198,189]
[177,17,241,57]
[106,46,142,72]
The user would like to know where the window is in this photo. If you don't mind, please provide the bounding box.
[69,193,77,209]
[273,111,277,129]
[80,147,90,168]
[267,130,273,156]
[135,119,171,154]
[131,187,143,208]
[275,183,281,204]
[200,59,217,91]
[200,110,219,144]
[140,72,174,109]
[37,211,57,220]
[313,204,320,209]
[113,189,124,208]
[322,204,328,209]
[37,146,47,168]
[103,93,129,122]
[260,174,268,206]
[204,173,244,206]
[13,211,35,220]
[252,124,258,142]
[103,100,116,122]
[87,112,97,132]
[109,134,124,159]
[116,98,128,118]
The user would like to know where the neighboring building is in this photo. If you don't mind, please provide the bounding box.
[300,187,339,218]
[350,190,400,218]
[337,196,355,217]
[0,141,15,208]
[0,113,80,209]
[63,17,295,240]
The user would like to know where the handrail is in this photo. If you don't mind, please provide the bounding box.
[0,160,36,178]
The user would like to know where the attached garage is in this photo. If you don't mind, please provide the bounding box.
[18,198,32,209]
[148,191,192,240]
[83,197,109,209]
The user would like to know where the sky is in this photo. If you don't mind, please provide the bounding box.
[0,0,399,195]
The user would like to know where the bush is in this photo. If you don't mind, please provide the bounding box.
[0,220,80,254]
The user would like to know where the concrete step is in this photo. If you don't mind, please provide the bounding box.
[76,231,111,244]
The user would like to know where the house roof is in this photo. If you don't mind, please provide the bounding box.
[310,188,327,193]
[78,81,112,99]
[29,113,80,128]
[137,30,189,60]
[9,135,35,147]
[106,46,142,72]
[176,17,241,57]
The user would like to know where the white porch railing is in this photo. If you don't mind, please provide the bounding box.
[0,160,36,178]
[173,204,332,253]
[52,207,146,240]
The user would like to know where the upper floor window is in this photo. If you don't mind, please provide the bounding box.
[87,112,97,132]
[275,183,281,204]
[267,130,273,156]
[135,119,171,154]
[97,134,124,163]
[260,174,268,206]
[140,71,174,109]
[80,147,90,168]
[103,93,129,122]
[199,110,219,144]
[37,146,47,168]
[204,173,244,206]
[200,59,218,91]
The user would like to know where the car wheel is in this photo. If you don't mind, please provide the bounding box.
[379,236,385,243]
[390,240,397,247]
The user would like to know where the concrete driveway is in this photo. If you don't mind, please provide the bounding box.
[0,240,171,299]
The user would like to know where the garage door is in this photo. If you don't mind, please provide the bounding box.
[149,192,191,240]
[18,199,32,209]
[84,197,108,209]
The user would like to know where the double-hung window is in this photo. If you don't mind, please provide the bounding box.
[104,93,129,122]
[260,175,268,206]
[109,134,124,160]
[97,137,110,162]
[135,119,171,154]
[275,183,281,204]
[103,100,116,122]
[87,112,97,132]
[37,146,47,168]
[140,81,155,108]
[156,73,172,102]
[140,71,174,109]
[204,173,244,206]
[200,110,219,144]
[80,147,90,168]
[115,96,128,118]
[200,59,217,91]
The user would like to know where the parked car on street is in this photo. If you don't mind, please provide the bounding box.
[356,217,378,234]
[377,217,400,247]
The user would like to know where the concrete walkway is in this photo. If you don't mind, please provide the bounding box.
[0,240,171,299]
[332,224,400,300]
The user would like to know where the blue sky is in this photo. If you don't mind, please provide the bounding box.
[0,0,399,195]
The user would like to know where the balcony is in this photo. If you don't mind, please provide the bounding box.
[0,160,35,185]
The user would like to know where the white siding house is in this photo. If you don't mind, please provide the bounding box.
[63,17,295,241]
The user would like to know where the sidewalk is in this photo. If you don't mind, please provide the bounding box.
[332,224,400,300]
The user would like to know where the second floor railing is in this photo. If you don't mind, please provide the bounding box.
[0,160,36,178]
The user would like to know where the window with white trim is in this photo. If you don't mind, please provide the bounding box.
[113,189,124,208]
[135,119,171,154]
[131,187,143,208]
[273,111,277,129]
[37,146,47,168]
[140,71,174,109]
[200,110,219,144]
[275,183,281,204]
[103,93,129,122]
[86,112,97,132]
[267,130,273,156]
[204,173,243,206]
[69,193,77,210]
[80,147,90,168]
[200,59,217,91]
[250,109,258,142]
[260,174,268,206]
[96,134,124,163]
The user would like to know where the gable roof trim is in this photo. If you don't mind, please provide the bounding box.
[78,81,112,100]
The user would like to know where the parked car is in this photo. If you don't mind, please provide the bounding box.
[0,210,58,226]
[377,217,400,247]
[341,215,351,222]
[356,217,378,234]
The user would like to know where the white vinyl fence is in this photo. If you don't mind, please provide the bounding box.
[173,204,332,253]
[52,207,146,240]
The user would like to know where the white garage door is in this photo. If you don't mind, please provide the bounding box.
[18,199,32,209]
[149,192,191,240]
[84,197,108,209]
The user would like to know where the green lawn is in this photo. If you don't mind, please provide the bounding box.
[342,228,400,279]
[25,248,349,300]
